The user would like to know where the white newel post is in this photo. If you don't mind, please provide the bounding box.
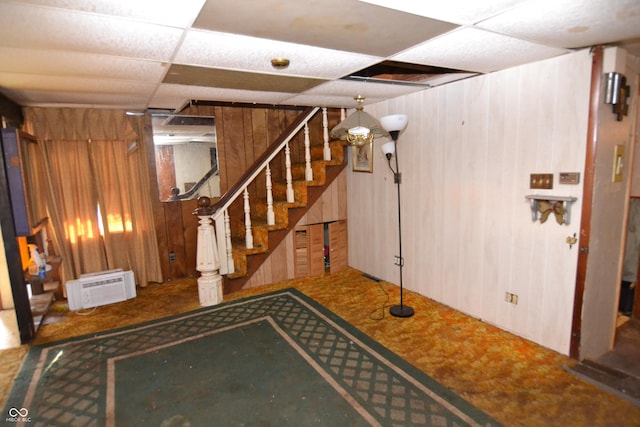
[194,196,223,306]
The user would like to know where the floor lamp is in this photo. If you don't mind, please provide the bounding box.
[380,114,414,318]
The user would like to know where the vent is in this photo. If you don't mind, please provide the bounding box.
[162,115,215,127]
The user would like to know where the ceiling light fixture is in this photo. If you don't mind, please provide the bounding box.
[270,58,290,69]
[330,96,389,146]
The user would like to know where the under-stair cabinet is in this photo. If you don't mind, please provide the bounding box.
[295,220,348,278]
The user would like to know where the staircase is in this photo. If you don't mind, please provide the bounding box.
[194,107,348,296]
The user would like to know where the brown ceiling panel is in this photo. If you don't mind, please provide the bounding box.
[163,64,327,93]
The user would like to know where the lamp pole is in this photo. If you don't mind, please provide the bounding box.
[388,130,414,318]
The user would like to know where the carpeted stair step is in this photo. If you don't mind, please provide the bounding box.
[290,160,328,185]
[308,141,347,166]
[272,180,309,206]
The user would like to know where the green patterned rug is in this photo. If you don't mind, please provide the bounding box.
[4,289,501,426]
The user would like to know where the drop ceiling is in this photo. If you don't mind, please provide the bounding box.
[0,0,638,112]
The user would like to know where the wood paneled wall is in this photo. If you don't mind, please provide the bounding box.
[148,104,342,282]
[347,50,595,355]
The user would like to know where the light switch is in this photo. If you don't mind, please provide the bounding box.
[530,174,553,189]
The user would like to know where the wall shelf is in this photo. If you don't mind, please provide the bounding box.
[525,195,578,225]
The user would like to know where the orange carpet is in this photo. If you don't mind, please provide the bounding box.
[1,267,639,426]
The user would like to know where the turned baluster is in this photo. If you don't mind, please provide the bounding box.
[266,163,275,225]
[214,208,234,275]
[322,107,331,161]
[243,187,253,249]
[223,210,233,273]
[304,123,313,181]
[285,141,295,203]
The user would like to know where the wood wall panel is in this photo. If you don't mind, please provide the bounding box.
[223,107,248,187]
[213,106,228,192]
[181,199,198,278]
[347,50,595,355]
[163,201,187,278]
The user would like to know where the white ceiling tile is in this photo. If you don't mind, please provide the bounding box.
[12,0,206,27]
[392,28,569,73]
[0,48,167,81]
[357,0,530,25]
[478,0,640,49]
[175,30,382,79]
[0,2,183,60]
[0,72,157,96]
[304,80,426,105]
[2,89,151,109]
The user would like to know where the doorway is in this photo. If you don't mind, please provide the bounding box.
[620,198,640,321]
[596,69,640,380]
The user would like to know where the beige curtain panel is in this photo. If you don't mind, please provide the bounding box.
[22,108,162,288]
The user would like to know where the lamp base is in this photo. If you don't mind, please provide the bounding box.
[390,304,414,318]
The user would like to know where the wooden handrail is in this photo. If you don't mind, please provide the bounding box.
[212,106,319,217]
[170,162,219,201]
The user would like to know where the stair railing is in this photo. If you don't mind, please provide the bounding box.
[194,106,331,302]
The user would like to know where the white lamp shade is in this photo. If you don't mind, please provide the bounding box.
[381,141,395,156]
[380,114,408,132]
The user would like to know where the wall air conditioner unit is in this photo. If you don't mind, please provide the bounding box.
[66,269,136,311]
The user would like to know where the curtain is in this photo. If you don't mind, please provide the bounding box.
[22,108,162,287]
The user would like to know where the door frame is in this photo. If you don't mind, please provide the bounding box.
[570,46,603,358]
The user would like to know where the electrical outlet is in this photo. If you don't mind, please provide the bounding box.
[505,292,519,304]
[394,256,403,266]
[168,251,176,263]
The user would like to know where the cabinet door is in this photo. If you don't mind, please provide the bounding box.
[294,228,309,278]
[329,220,347,273]
[308,223,325,276]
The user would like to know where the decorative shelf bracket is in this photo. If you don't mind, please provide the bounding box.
[525,195,578,225]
